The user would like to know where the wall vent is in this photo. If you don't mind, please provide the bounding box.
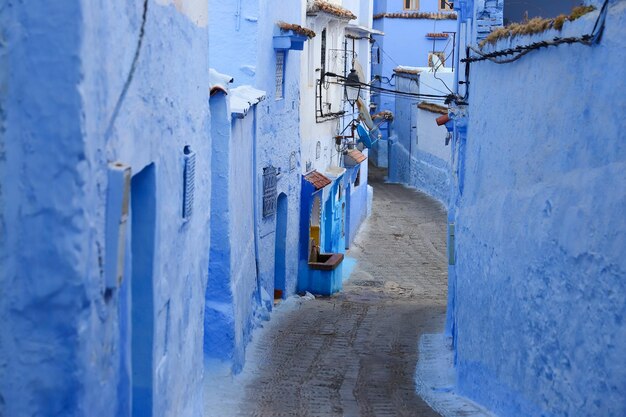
[262,166,278,218]
[183,146,196,219]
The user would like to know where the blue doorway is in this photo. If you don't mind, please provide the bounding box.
[130,164,156,417]
[274,193,288,301]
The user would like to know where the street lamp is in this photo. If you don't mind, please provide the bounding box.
[345,69,361,107]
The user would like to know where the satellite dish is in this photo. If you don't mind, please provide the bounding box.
[356,123,379,149]
[431,54,443,71]
[356,97,375,131]
[352,58,366,86]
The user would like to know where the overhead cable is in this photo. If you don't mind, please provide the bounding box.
[463,0,609,64]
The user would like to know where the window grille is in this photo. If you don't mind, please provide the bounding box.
[289,152,297,172]
[262,166,278,218]
[182,146,196,219]
[320,28,327,82]
[275,51,285,99]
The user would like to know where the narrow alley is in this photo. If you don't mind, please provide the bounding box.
[3,1,624,416]
[206,166,447,417]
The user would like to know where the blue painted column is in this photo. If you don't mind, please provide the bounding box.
[0,1,110,416]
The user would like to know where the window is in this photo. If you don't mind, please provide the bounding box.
[404,0,419,10]
[275,51,285,100]
[439,0,453,11]
[320,28,327,81]
[428,52,446,68]
[262,166,278,218]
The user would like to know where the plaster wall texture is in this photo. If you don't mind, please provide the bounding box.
[344,0,375,27]
[345,157,371,247]
[451,4,626,417]
[389,72,451,206]
[208,0,260,87]
[255,0,305,309]
[1,1,212,416]
[230,112,260,370]
[206,0,304,373]
[205,92,260,374]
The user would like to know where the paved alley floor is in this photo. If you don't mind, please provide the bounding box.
[206,166,448,417]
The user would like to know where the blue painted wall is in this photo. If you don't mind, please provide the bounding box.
[205,92,238,367]
[388,72,452,206]
[255,0,305,310]
[298,181,321,293]
[449,2,626,416]
[206,0,303,373]
[209,0,259,86]
[0,2,89,415]
[0,1,212,416]
[344,160,372,248]
[372,0,457,144]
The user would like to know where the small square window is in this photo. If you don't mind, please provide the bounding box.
[404,0,419,10]
[439,0,454,11]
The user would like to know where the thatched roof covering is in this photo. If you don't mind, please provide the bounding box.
[426,32,449,38]
[480,5,595,47]
[277,22,316,38]
[394,66,422,75]
[374,12,457,20]
[418,102,448,115]
[372,110,394,121]
[307,1,357,20]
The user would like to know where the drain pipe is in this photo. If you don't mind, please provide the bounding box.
[251,106,263,307]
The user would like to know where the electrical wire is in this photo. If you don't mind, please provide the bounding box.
[325,79,451,104]
[105,0,149,139]
[325,74,451,100]
[432,37,456,94]
[372,39,451,95]
[463,0,609,64]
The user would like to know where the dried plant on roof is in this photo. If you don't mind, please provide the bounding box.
[418,102,448,115]
[480,5,596,48]
[373,12,457,20]
[277,22,316,38]
[394,67,422,75]
[307,1,357,20]
[372,110,394,121]
[426,33,450,38]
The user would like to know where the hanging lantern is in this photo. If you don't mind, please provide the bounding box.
[345,69,361,106]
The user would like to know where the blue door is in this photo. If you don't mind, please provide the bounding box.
[274,193,288,300]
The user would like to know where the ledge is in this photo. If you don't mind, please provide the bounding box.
[426,32,450,39]
[309,253,344,271]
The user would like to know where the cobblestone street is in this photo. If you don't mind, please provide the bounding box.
[206,166,448,417]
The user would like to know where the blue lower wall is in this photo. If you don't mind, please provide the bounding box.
[389,137,450,207]
[1,2,212,416]
[451,6,626,417]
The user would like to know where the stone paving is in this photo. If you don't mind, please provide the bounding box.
[206,165,448,417]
